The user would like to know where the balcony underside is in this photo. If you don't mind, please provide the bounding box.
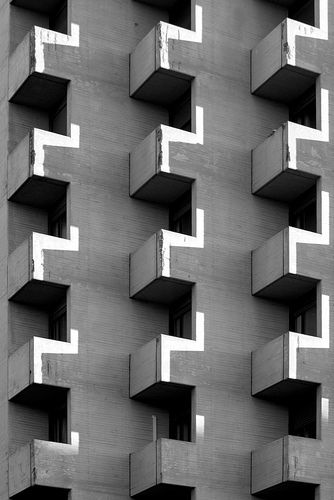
[132,69,191,106]
[131,172,192,204]
[253,169,316,202]
[253,65,316,103]
[254,378,315,402]
[133,0,178,7]
[9,176,67,208]
[255,480,316,500]
[9,280,67,307]
[266,0,299,6]
[11,485,69,500]
[133,484,192,500]
[10,0,65,14]
[253,273,316,302]
[131,276,192,304]
[10,73,68,111]
[9,382,67,408]
[132,380,191,405]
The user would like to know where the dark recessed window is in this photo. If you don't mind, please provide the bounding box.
[169,191,192,236]
[50,99,67,135]
[289,290,317,336]
[169,0,191,29]
[289,186,316,232]
[49,300,67,342]
[290,86,316,129]
[169,294,191,339]
[289,0,315,26]
[49,1,68,34]
[289,387,317,439]
[169,88,191,132]
[49,198,67,239]
[169,393,191,442]
[49,400,68,443]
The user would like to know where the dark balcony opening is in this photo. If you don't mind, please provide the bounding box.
[49,196,67,238]
[169,190,192,235]
[289,186,316,232]
[49,299,67,341]
[169,293,191,339]
[288,386,317,438]
[289,0,314,26]
[49,396,68,443]
[289,290,317,336]
[49,1,67,34]
[169,0,191,29]
[49,98,68,135]
[11,485,69,499]
[10,0,68,26]
[169,88,191,132]
[169,392,192,442]
[289,85,316,129]
[254,481,316,500]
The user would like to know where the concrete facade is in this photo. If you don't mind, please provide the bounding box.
[0,0,333,498]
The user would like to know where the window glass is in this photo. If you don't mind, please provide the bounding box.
[169,191,192,236]
[169,294,191,339]
[49,401,67,443]
[49,301,67,342]
[289,187,316,232]
[289,291,317,336]
[49,198,67,238]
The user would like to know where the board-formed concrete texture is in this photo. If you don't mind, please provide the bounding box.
[0,0,334,499]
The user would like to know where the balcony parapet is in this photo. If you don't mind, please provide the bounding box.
[8,229,79,306]
[130,211,204,303]
[9,23,79,109]
[130,5,202,104]
[251,435,320,497]
[251,12,328,102]
[130,107,203,202]
[8,125,80,207]
[130,314,204,401]
[9,438,77,497]
[8,332,78,405]
[130,438,196,497]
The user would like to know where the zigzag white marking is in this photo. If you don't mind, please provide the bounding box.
[160,208,204,278]
[288,294,329,379]
[32,226,79,281]
[285,0,328,67]
[35,23,80,73]
[160,106,204,173]
[289,191,329,275]
[160,312,204,382]
[33,329,79,384]
[159,4,202,70]
[287,89,329,171]
[33,124,80,177]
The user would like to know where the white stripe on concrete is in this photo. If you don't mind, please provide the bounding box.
[159,4,202,70]
[32,226,79,281]
[285,0,328,67]
[160,311,204,382]
[289,191,329,275]
[33,124,80,177]
[35,23,80,74]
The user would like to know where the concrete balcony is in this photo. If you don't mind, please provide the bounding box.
[9,439,75,498]
[130,125,197,202]
[130,334,197,403]
[8,129,69,207]
[130,229,200,303]
[8,335,76,406]
[251,18,320,102]
[10,0,64,14]
[8,229,78,306]
[252,122,319,201]
[252,332,321,400]
[130,20,199,104]
[252,227,318,301]
[9,26,68,109]
[130,438,196,497]
[251,435,319,497]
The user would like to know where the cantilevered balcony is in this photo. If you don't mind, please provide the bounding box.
[8,129,69,207]
[130,230,197,303]
[251,18,320,102]
[130,21,199,104]
[8,231,78,306]
[252,122,319,201]
[10,0,65,14]
[252,227,319,300]
[130,125,196,202]
[9,26,68,109]
[252,332,321,400]
[130,335,196,402]
[8,336,72,406]
[252,435,319,497]
[130,438,196,498]
[9,439,74,498]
